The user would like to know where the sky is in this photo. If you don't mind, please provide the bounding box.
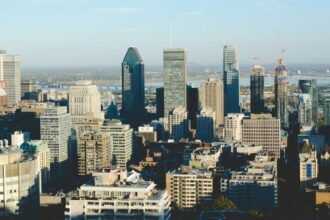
[0,0,329,67]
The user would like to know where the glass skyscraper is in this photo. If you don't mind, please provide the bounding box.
[121,47,145,127]
[163,48,187,117]
[223,44,240,114]
[299,79,318,126]
[274,58,288,128]
[250,64,265,114]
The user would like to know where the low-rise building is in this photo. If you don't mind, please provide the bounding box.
[220,152,278,211]
[166,168,213,209]
[65,168,171,220]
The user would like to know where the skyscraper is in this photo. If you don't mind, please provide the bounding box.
[299,79,318,126]
[40,106,71,187]
[223,44,240,114]
[163,49,187,117]
[0,50,21,106]
[274,58,288,128]
[323,98,330,126]
[69,80,103,124]
[250,64,265,114]
[121,47,145,126]
[200,78,224,127]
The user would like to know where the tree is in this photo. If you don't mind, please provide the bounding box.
[210,195,237,210]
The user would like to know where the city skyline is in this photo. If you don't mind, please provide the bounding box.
[1,0,330,67]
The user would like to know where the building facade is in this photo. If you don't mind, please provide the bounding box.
[0,147,40,218]
[250,64,265,114]
[77,131,110,176]
[200,78,224,127]
[101,120,132,169]
[69,80,103,125]
[196,108,216,143]
[274,58,288,128]
[223,44,240,114]
[65,169,171,220]
[299,79,318,126]
[166,169,213,209]
[163,49,187,117]
[121,47,145,127]
[0,50,21,106]
[298,94,313,126]
[40,106,71,187]
[224,113,245,142]
[242,114,281,158]
[168,106,189,142]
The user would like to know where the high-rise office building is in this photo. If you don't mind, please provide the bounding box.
[298,94,313,126]
[69,80,103,125]
[224,113,245,142]
[77,131,110,176]
[323,98,330,126]
[200,78,224,127]
[0,146,40,218]
[101,120,132,169]
[223,44,240,114]
[187,85,199,129]
[196,108,216,142]
[163,49,187,117]
[156,87,164,118]
[121,47,145,127]
[250,64,265,113]
[299,79,318,126]
[168,106,189,141]
[242,114,281,158]
[0,50,21,106]
[274,58,288,128]
[40,106,71,187]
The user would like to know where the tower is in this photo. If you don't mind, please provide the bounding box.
[250,64,265,114]
[163,49,187,117]
[223,44,240,114]
[274,58,288,128]
[121,47,145,127]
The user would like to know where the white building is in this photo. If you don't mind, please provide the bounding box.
[64,168,171,220]
[69,80,104,125]
[101,120,132,169]
[212,141,263,156]
[40,106,71,187]
[196,108,216,143]
[11,131,28,147]
[220,152,278,211]
[0,145,40,218]
[166,168,213,209]
[168,106,189,142]
[299,139,318,189]
[224,113,245,142]
[0,50,21,106]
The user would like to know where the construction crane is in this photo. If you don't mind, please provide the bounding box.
[275,31,286,64]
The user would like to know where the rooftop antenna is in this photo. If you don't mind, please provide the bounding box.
[170,18,173,48]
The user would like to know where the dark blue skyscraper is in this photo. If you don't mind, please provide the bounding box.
[223,44,240,114]
[121,47,145,127]
[299,79,318,126]
[250,64,265,114]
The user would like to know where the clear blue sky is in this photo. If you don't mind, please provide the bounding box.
[0,0,329,67]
